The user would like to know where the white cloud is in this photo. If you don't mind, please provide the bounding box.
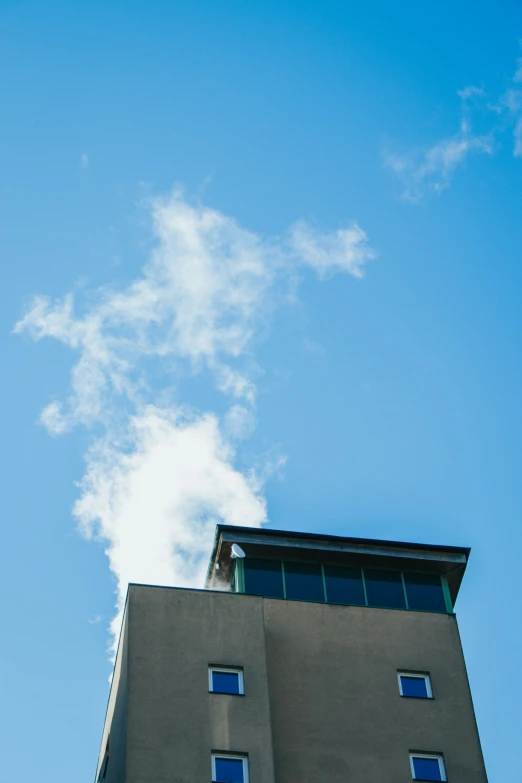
[514,57,522,84]
[75,406,267,643]
[384,50,522,201]
[15,190,374,648]
[505,57,522,156]
[514,116,522,157]
[40,401,69,435]
[457,85,485,101]
[289,221,375,279]
[384,93,493,203]
[15,191,374,430]
[223,404,257,440]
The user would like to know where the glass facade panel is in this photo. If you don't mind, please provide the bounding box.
[214,757,245,783]
[241,556,448,614]
[211,671,241,695]
[284,561,325,602]
[365,569,406,609]
[400,675,429,698]
[404,572,446,612]
[243,558,284,598]
[411,756,443,781]
[324,565,365,605]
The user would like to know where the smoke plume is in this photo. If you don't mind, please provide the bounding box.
[15,190,375,645]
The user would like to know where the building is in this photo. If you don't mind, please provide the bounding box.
[94,525,488,783]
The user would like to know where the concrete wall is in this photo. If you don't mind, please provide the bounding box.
[94,608,129,783]
[125,585,276,783]
[263,599,487,783]
[99,586,487,782]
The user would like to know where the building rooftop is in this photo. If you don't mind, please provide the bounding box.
[205,524,470,607]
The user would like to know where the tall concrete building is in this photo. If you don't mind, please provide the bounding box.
[94,526,488,783]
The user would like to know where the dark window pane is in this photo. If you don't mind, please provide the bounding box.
[404,572,446,612]
[212,671,240,694]
[214,758,245,783]
[412,756,442,781]
[324,565,365,605]
[284,561,325,602]
[365,569,406,609]
[400,676,428,698]
[244,558,284,598]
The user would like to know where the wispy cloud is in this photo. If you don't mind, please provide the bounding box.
[514,55,522,84]
[384,50,522,202]
[80,153,89,168]
[15,189,374,647]
[384,89,493,203]
[508,57,522,156]
[290,221,374,279]
[514,117,522,157]
[16,192,374,432]
[303,337,325,354]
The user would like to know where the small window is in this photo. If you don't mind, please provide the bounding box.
[365,568,406,609]
[410,753,446,781]
[404,572,446,613]
[284,561,325,602]
[212,754,249,783]
[398,672,433,699]
[243,558,284,598]
[209,667,244,695]
[324,565,365,605]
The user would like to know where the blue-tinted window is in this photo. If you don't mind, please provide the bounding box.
[404,573,446,612]
[213,757,245,783]
[411,755,444,781]
[284,561,324,602]
[210,670,242,695]
[365,569,406,609]
[244,558,284,598]
[324,565,365,605]
[399,675,431,698]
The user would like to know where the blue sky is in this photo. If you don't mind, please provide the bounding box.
[2,1,521,779]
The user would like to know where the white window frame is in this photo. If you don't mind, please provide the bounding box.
[398,671,433,698]
[211,753,249,783]
[409,753,446,781]
[208,666,245,695]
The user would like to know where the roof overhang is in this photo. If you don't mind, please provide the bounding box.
[205,525,470,606]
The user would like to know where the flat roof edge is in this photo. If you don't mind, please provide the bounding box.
[214,524,471,556]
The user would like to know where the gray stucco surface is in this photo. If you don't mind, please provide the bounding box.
[263,598,487,782]
[96,585,487,782]
[95,609,128,783]
[125,586,275,783]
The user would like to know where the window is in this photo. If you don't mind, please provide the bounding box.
[240,557,451,615]
[404,572,446,613]
[398,672,433,699]
[243,558,284,598]
[410,753,446,781]
[324,565,365,605]
[364,568,406,609]
[284,561,324,602]
[212,754,249,783]
[209,667,244,695]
